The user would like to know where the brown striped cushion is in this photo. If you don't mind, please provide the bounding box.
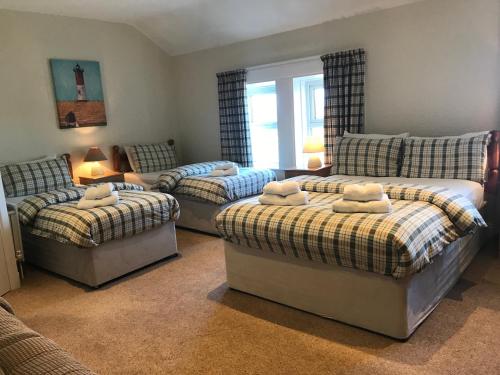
[0,157,73,198]
[400,133,490,183]
[128,142,178,173]
[331,137,404,177]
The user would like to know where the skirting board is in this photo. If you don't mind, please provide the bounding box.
[22,222,178,288]
[224,229,487,339]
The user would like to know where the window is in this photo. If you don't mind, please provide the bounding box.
[294,74,324,166]
[247,81,279,168]
[246,56,324,169]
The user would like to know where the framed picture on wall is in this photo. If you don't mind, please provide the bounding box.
[50,59,107,129]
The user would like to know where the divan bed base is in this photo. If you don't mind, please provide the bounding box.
[174,194,233,235]
[224,229,487,339]
[22,222,178,288]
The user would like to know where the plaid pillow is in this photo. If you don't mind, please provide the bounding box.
[331,137,404,177]
[400,133,490,183]
[129,142,178,173]
[1,157,73,197]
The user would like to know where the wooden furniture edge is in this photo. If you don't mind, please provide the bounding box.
[62,153,73,180]
[486,130,500,195]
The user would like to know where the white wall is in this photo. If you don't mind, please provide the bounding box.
[0,10,178,175]
[1,0,499,170]
[173,0,500,164]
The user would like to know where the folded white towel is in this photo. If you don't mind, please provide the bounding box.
[210,166,239,177]
[258,191,309,206]
[84,183,114,200]
[262,181,301,197]
[332,194,392,213]
[77,191,119,210]
[343,183,384,202]
[214,162,237,170]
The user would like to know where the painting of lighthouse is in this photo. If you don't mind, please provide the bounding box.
[50,59,107,129]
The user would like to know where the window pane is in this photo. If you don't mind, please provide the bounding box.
[293,74,324,167]
[313,87,324,120]
[247,81,279,169]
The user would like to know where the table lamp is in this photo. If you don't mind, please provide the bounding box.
[84,147,107,176]
[303,136,325,169]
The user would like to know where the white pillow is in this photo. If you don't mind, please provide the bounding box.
[344,131,409,139]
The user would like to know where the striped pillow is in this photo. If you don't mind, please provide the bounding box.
[1,157,74,197]
[129,142,178,173]
[331,137,404,177]
[400,133,490,183]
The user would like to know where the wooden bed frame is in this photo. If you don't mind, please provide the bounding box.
[20,152,179,287]
[223,130,500,339]
[486,130,500,195]
[111,140,232,235]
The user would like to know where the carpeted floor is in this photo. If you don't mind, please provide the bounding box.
[4,229,500,374]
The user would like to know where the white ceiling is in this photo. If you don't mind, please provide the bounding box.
[0,0,422,55]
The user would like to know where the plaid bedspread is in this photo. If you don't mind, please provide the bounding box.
[153,161,276,205]
[17,183,180,248]
[216,176,486,278]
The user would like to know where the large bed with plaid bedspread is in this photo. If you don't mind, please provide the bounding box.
[11,183,179,287]
[16,183,179,248]
[217,175,486,278]
[217,175,490,338]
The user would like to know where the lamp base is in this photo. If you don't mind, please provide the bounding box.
[90,164,104,176]
[307,155,322,169]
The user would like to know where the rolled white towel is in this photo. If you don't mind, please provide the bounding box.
[332,194,392,214]
[84,183,114,200]
[77,191,119,210]
[262,181,301,197]
[214,162,237,170]
[343,183,384,202]
[258,191,309,206]
[210,166,239,177]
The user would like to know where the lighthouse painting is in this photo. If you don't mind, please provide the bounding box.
[50,59,107,129]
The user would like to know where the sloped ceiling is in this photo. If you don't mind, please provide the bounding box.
[0,0,423,55]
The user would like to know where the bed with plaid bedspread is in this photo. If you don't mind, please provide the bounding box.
[216,176,486,278]
[152,161,276,205]
[17,183,180,248]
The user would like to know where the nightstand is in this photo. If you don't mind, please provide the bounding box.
[79,172,125,185]
[284,164,332,179]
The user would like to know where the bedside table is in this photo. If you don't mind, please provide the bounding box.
[79,172,125,185]
[284,164,332,179]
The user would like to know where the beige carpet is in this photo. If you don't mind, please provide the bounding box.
[4,229,500,375]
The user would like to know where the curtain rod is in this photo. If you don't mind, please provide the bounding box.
[247,55,321,72]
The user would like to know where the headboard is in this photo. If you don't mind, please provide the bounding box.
[112,140,175,173]
[62,153,73,179]
[110,133,500,193]
[486,130,500,195]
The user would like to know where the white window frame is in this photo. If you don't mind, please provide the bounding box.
[246,81,279,169]
[247,56,322,169]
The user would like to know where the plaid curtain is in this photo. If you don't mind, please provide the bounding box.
[217,69,253,167]
[321,49,366,164]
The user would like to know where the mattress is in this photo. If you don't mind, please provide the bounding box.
[127,163,276,205]
[331,175,485,209]
[12,185,180,248]
[217,176,487,278]
[124,171,164,190]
